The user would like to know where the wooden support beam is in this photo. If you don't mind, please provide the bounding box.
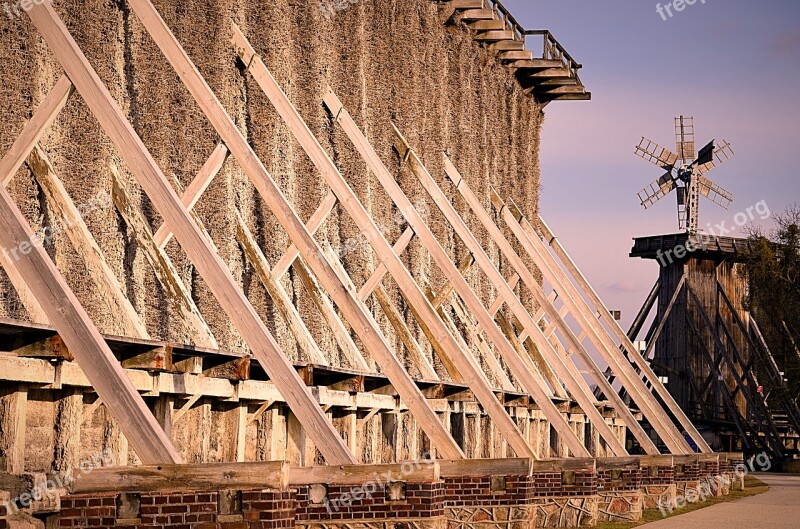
[111,169,218,349]
[326,114,591,457]
[293,258,370,372]
[447,296,516,392]
[0,385,27,473]
[235,211,329,366]
[373,285,439,381]
[0,77,76,325]
[27,1,354,465]
[534,214,711,453]
[227,25,464,459]
[71,460,289,494]
[0,171,179,464]
[491,191,689,454]
[318,90,539,459]
[0,75,73,186]
[28,146,150,339]
[358,226,415,301]
[172,394,200,424]
[424,155,648,455]
[271,191,337,280]
[152,142,229,249]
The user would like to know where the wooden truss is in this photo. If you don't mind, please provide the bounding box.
[489,193,711,454]
[0,0,697,469]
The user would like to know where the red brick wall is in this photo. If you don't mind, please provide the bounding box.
[443,475,532,507]
[674,463,700,482]
[58,490,295,529]
[699,461,720,479]
[242,491,296,529]
[531,472,595,498]
[640,466,674,486]
[596,469,642,493]
[295,482,443,522]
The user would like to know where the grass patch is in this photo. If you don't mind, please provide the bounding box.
[595,475,769,529]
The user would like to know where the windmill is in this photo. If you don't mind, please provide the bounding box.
[635,116,735,233]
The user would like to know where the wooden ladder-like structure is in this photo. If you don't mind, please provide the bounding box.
[441,0,590,103]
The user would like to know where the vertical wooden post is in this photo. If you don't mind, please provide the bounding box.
[0,385,27,474]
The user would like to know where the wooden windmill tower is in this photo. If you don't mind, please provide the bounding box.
[627,117,800,458]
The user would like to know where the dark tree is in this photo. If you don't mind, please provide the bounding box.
[747,206,800,400]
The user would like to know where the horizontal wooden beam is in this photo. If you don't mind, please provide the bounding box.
[289,460,440,486]
[439,457,533,478]
[69,461,289,494]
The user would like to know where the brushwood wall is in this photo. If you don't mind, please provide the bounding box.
[0,0,542,381]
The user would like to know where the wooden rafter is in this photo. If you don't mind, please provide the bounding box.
[533,214,712,452]
[382,122,622,457]
[27,1,355,465]
[490,189,691,454]
[438,157,663,454]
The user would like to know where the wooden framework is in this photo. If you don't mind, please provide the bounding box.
[436,157,698,455]
[492,192,693,454]
[316,90,583,458]
[25,0,354,464]
[0,0,695,475]
[533,216,711,452]
[230,25,536,459]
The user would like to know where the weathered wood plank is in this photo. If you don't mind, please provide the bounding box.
[70,461,289,493]
[0,385,27,473]
[28,147,150,339]
[152,142,229,249]
[235,211,329,366]
[111,169,218,349]
[289,460,439,485]
[27,1,354,465]
[0,76,73,186]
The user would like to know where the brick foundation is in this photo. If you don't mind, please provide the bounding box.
[443,475,534,529]
[529,470,597,528]
[673,456,702,504]
[295,481,445,529]
[698,455,722,498]
[595,463,642,523]
[57,489,295,529]
[639,457,676,511]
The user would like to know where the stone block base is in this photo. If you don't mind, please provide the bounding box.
[676,480,702,503]
[530,497,597,528]
[445,505,537,529]
[596,491,642,523]
[641,483,676,511]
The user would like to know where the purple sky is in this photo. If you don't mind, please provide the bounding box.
[500,0,800,328]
